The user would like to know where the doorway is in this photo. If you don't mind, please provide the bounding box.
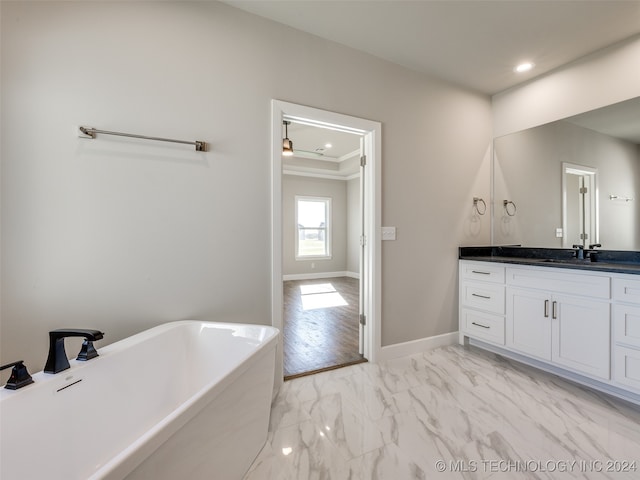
[281,121,363,378]
[271,100,381,382]
[562,163,599,247]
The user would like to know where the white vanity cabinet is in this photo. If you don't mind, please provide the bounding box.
[458,259,640,404]
[612,276,640,392]
[505,266,611,380]
[506,289,610,379]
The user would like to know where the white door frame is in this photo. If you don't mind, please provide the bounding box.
[271,99,381,385]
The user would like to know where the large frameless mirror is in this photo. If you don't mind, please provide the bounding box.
[493,97,640,250]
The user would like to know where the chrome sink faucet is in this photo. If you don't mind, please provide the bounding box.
[44,329,104,374]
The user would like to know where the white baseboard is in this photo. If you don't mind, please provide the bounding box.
[378,331,459,362]
[283,271,358,281]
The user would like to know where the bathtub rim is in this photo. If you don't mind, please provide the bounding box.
[90,320,279,479]
[1,320,278,400]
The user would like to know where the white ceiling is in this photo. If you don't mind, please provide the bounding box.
[231,1,640,164]
[282,121,362,178]
[286,121,360,159]
[225,0,640,95]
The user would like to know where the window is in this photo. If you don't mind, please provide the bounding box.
[295,196,331,259]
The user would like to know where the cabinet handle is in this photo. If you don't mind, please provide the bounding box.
[471,322,490,329]
[472,293,491,299]
[471,270,490,275]
[544,299,549,318]
[552,301,557,319]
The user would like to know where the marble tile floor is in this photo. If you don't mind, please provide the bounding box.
[244,344,640,480]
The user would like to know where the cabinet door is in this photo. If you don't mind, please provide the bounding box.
[552,295,610,380]
[614,345,640,392]
[506,287,551,361]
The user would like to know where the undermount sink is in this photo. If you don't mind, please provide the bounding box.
[539,258,591,264]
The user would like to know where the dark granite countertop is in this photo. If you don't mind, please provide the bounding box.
[459,246,640,275]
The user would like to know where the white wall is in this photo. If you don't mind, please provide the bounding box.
[493,34,640,137]
[282,175,348,276]
[0,1,492,376]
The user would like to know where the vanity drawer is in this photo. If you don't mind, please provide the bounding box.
[614,345,640,392]
[614,304,640,349]
[613,276,640,304]
[460,261,505,284]
[506,266,610,299]
[461,308,505,345]
[461,281,505,314]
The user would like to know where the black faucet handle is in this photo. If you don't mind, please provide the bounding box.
[1,360,34,390]
[76,339,100,361]
[572,244,584,249]
[588,243,602,249]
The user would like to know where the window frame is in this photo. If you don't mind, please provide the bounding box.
[294,195,332,260]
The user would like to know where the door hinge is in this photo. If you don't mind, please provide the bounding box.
[360,235,367,246]
[360,155,367,167]
[359,314,366,325]
[579,187,588,194]
[580,233,588,240]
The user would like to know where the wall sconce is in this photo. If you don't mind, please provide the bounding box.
[282,120,294,157]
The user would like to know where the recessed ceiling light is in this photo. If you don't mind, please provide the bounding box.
[514,62,534,73]
[324,143,332,149]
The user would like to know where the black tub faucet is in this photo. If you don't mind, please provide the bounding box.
[44,329,104,374]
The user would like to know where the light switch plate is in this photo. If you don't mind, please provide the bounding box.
[555,227,563,238]
[382,226,396,241]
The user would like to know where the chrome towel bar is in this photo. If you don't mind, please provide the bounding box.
[609,194,633,202]
[79,126,207,152]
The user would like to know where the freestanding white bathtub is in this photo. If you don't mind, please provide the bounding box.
[0,321,279,480]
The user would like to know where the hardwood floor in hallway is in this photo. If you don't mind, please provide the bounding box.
[283,276,365,379]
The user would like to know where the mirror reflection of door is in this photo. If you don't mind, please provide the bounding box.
[563,163,598,247]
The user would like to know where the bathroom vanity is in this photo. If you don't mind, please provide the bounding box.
[459,246,640,405]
